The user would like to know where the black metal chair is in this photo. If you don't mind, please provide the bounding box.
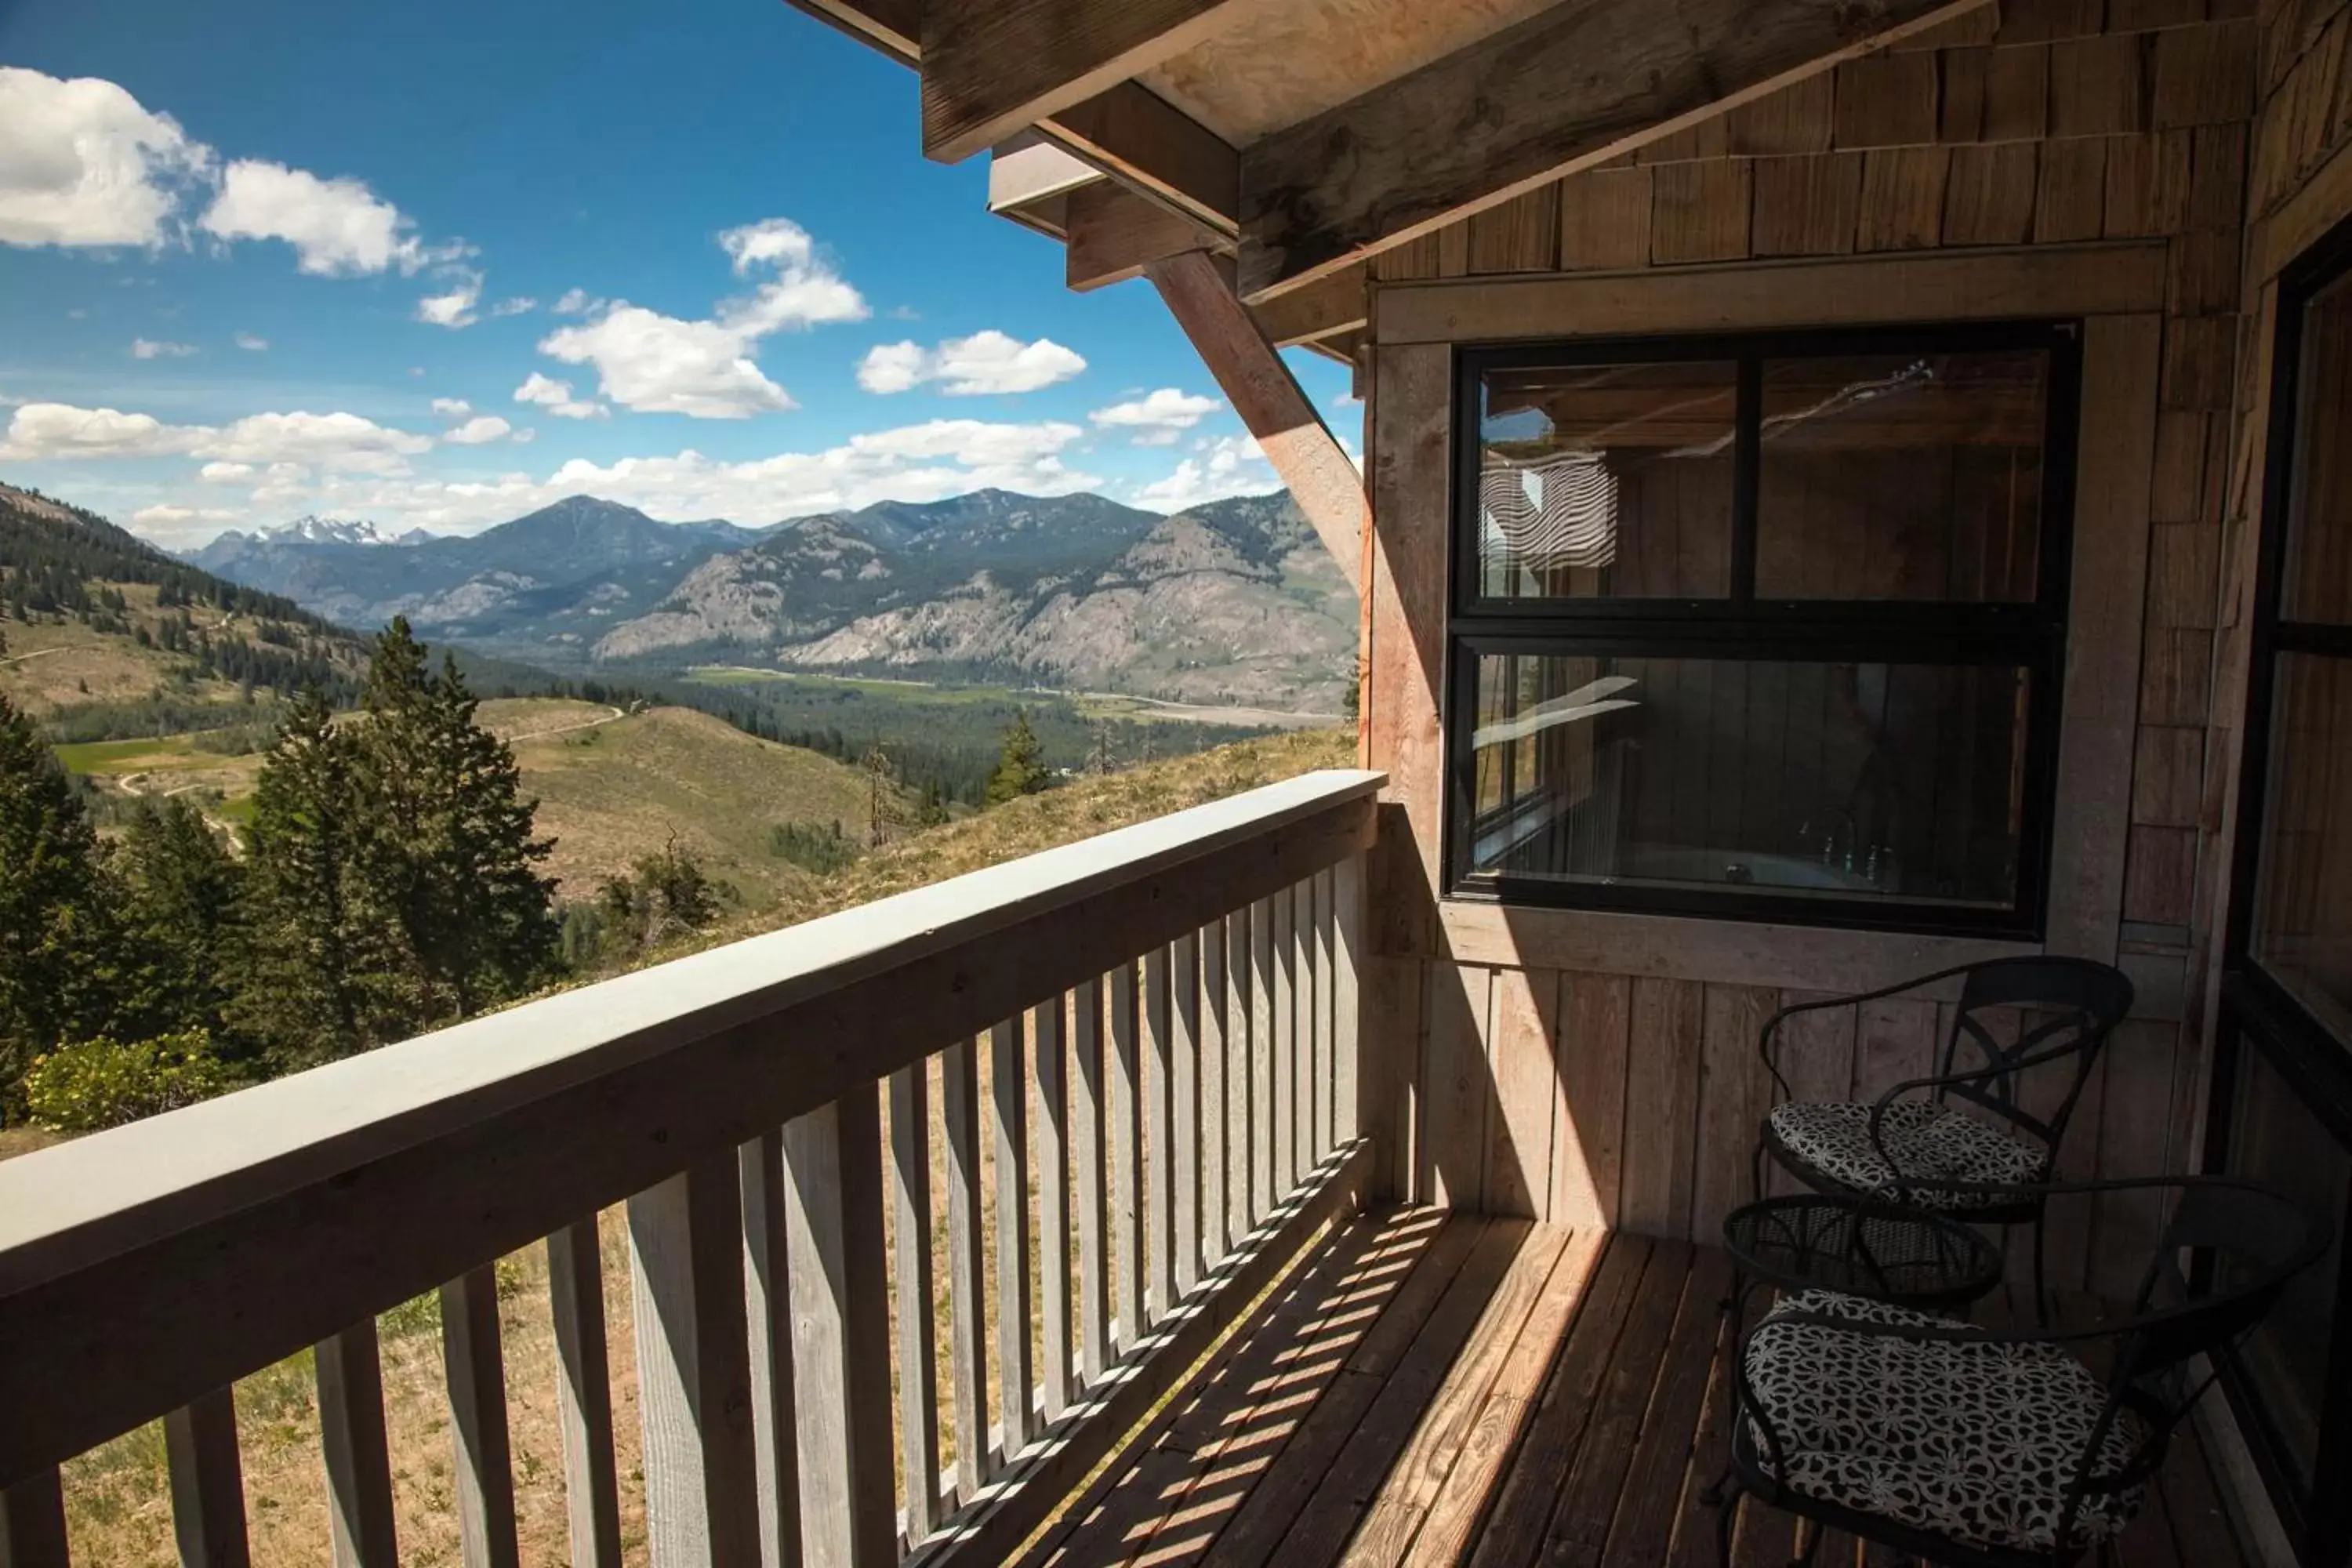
[1717,1177,2328,1567]
[1756,956,2136,1319]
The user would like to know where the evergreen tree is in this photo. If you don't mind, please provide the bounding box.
[986,710,1051,805]
[0,692,114,1102]
[114,797,245,1048]
[237,686,384,1062]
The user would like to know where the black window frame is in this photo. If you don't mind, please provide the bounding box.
[2207,208,2352,1568]
[1441,320,2084,940]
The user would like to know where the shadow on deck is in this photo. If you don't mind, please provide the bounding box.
[1026,1208,2248,1568]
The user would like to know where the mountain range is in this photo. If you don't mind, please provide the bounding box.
[188,490,1356,712]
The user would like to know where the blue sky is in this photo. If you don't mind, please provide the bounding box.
[0,0,1354,546]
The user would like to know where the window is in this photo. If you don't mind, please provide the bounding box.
[2212,213,2352,1568]
[1446,324,2080,937]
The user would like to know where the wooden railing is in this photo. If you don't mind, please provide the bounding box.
[0,768,1383,1568]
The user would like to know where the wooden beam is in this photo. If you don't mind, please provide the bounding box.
[989,132,1102,217]
[1236,0,1990,299]
[777,0,918,65]
[1037,85,1236,238]
[1067,183,1225,292]
[1250,263,1367,349]
[922,0,1259,165]
[1146,250,1363,594]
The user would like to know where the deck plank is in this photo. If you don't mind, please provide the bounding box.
[1040,1221,2249,1568]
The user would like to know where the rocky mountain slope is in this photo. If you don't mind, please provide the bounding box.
[191,489,1357,713]
[188,495,761,655]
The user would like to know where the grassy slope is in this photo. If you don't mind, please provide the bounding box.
[0,585,252,717]
[513,703,878,913]
[50,724,1357,1567]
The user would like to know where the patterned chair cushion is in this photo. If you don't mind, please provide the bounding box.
[1744,1290,2147,1555]
[1768,1099,2049,1209]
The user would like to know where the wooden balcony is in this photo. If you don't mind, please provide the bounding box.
[0,771,1381,1568]
[0,768,2261,1567]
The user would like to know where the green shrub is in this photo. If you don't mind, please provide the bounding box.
[768,818,858,873]
[22,1030,234,1131]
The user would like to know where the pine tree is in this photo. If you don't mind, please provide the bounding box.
[987,710,1051,804]
[114,797,245,1049]
[0,691,114,1103]
[237,686,385,1062]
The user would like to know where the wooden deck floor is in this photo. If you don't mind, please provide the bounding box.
[1026,1207,2250,1568]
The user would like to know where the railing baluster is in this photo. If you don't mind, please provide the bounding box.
[1198,919,1228,1273]
[1333,855,1363,1145]
[0,1468,68,1568]
[1294,877,1318,1171]
[441,1265,521,1568]
[783,1089,896,1568]
[1143,946,1175,1326]
[164,1387,249,1568]
[990,1017,1035,1457]
[1172,930,1202,1299]
[315,1321,398,1568]
[887,1066,941,1545]
[546,1219,624,1568]
[1226,906,1254,1241]
[1109,960,1144,1355]
[1252,893,1280,1210]
[1032,997,1073,1421]
[740,1133,802,1568]
[626,1156,760,1566]
[1073,976,1110,1387]
[941,1036,989,1494]
[1315,870,1337,1159]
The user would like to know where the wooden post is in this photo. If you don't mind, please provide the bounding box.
[627,1157,761,1568]
[441,1265,521,1568]
[1032,997,1073,1420]
[887,1067,941,1544]
[315,1322,398,1568]
[1227,906,1256,1239]
[1264,891,1292,1198]
[0,1469,67,1568]
[941,1036,989,1492]
[547,1219,626,1568]
[1146,249,1365,593]
[163,1388,249,1568]
[739,1133,803,1568]
[1073,976,1111,1386]
[782,1091,896,1568]
[1109,960,1144,1354]
[989,1017,1035,1456]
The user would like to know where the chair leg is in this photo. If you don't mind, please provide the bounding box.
[1716,1486,1740,1568]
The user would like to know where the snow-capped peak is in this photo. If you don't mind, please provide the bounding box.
[263,515,400,546]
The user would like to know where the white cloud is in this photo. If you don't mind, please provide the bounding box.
[415,269,482,328]
[535,218,866,418]
[552,287,598,315]
[513,372,608,420]
[198,460,255,482]
[130,337,197,359]
[0,402,198,460]
[0,400,430,475]
[1132,434,1280,514]
[0,67,212,249]
[133,503,237,527]
[234,331,267,351]
[199,158,452,276]
[442,415,513,445]
[430,397,473,416]
[490,296,535,318]
[858,330,1087,397]
[1089,388,1221,446]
